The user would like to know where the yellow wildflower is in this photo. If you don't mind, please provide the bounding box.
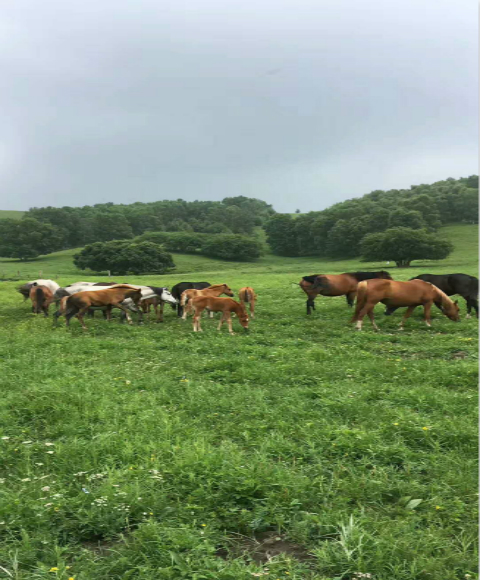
[49,568,58,572]
[422,427,430,431]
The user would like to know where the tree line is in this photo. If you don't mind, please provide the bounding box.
[0,196,274,260]
[265,176,477,265]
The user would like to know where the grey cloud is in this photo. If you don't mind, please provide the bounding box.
[0,0,477,212]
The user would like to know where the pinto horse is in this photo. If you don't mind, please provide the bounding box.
[385,273,478,319]
[55,285,143,329]
[352,279,460,331]
[300,271,392,315]
[239,287,256,318]
[191,296,249,334]
[29,285,55,316]
[180,284,234,320]
[18,279,60,300]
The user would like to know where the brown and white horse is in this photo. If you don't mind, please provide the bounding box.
[351,279,460,331]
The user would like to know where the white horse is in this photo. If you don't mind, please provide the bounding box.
[18,279,60,300]
[54,283,177,322]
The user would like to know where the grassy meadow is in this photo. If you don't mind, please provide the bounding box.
[0,224,477,579]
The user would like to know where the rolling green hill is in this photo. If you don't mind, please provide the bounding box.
[0,210,24,220]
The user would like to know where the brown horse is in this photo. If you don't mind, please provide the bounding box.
[55,285,143,329]
[239,287,256,318]
[351,279,460,331]
[300,271,392,315]
[181,284,234,320]
[141,296,164,322]
[29,285,54,316]
[191,296,249,334]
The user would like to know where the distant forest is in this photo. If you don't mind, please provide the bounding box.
[1,175,477,262]
[26,196,275,249]
[265,175,478,256]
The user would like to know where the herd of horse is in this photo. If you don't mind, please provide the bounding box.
[18,269,478,333]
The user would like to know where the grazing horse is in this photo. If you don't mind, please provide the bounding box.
[352,279,460,331]
[385,273,479,319]
[239,287,256,318]
[138,287,177,322]
[180,284,234,320]
[29,285,54,316]
[191,296,249,334]
[171,282,211,317]
[18,279,60,300]
[300,271,392,315]
[55,285,143,329]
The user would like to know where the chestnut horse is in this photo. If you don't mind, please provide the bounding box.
[29,285,54,316]
[239,287,256,318]
[300,271,392,315]
[191,296,249,334]
[181,284,234,320]
[55,285,143,329]
[351,279,460,331]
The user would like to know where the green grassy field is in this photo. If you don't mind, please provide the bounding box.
[0,210,25,221]
[0,225,477,579]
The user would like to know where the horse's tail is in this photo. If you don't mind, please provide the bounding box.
[243,289,250,303]
[354,281,369,316]
[180,292,189,307]
[35,287,45,312]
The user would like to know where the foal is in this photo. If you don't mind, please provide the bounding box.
[181,284,234,320]
[29,285,54,316]
[352,279,460,331]
[239,287,256,318]
[191,296,249,334]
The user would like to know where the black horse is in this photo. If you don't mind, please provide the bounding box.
[171,281,211,317]
[385,273,478,318]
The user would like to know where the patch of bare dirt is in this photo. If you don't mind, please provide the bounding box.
[217,530,314,564]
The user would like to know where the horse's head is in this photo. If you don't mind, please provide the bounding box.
[222,284,234,297]
[237,305,249,331]
[128,289,144,304]
[17,283,32,299]
[150,287,177,305]
[443,298,461,322]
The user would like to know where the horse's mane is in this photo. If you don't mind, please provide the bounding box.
[344,271,391,281]
[207,284,228,289]
[302,275,321,284]
[431,285,455,310]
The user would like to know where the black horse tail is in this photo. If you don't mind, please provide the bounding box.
[35,287,45,313]
[244,289,250,303]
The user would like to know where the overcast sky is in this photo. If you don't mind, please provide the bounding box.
[0,0,477,213]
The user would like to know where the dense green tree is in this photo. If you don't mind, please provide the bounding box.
[92,213,134,242]
[264,214,299,256]
[388,209,426,230]
[361,227,453,267]
[201,234,261,261]
[0,218,65,260]
[74,240,175,275]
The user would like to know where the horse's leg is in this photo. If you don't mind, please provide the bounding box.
[156,302,164,323]
[105,305,113,321]
[113,302,134,325]
[353,303,372,330]
[76,306,90,330]
[250,300,255,319]
[423,302,432,327]
[209,308,214,319]
[399,306,417,330]
[182,301,190,321]
[217,312,225,331]
[227,313,235,335]
[193,307,203,332]
[346,291,356,307]
[367,309,379,330]
[65,308,77,327]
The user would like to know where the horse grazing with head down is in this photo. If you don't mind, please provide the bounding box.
[191,296,249,334]
[352,279,460,331]
[180,284,234,320]
[299,271,392,315]
[29,285,55,316]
